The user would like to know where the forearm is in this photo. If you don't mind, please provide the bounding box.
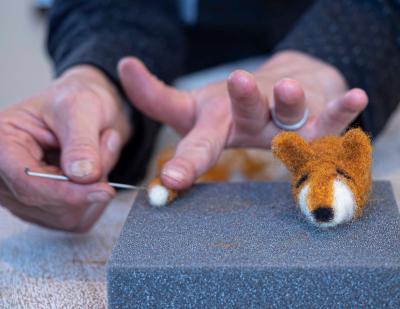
[275,0,400,138]
[47,0,185,84]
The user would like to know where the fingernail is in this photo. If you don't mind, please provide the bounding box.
[228,71,248,86]
[162,168,186,182]
[67,160,94,178]
[107,131,120,153]
[228,71,238,83]
[87,191,111,204]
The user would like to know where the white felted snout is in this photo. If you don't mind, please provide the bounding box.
[298,179,356,227]
[148,184,170,207]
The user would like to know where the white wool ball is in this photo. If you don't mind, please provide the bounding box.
[148,184,169,207]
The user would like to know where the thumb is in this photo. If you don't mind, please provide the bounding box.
[118,57,194,134]
[54,99,103,183]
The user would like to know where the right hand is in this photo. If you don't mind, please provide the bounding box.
[0,65,132,232]
[119,53,367,191]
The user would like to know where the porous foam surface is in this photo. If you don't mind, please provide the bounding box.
[108,181,400,308]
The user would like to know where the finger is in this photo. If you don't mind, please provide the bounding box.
[4,181,108,233]
[0,138,115,212]
[160,114,229,190]
[315,88,368,136]
[10,203,102,233]
[7,206,63,230]
[3,126,45,162]
[6,201,83,231]
[228,70,268,134]
[99,128,122,177]
[6,98,59,148]
[118,57,194,133]
[52,95,103,183]
[273,78,306,126]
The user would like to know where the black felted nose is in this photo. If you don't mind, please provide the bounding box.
[313,207,334,222]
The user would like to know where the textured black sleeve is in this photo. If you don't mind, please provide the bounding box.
[275,0,400,138]
[47,0,185,184]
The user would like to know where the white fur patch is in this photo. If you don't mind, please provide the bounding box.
[298,184,313,223]
[148,185,169,207]
[331,179,356,225]
[297,179,356,228]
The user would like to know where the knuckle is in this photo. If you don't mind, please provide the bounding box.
[183,137,217,161]
[0,119,17,138]
[233,98,259,118]
[53,91,80,110]
[234,111,258,126]
[232,103,262,130]
[52,88,98,113]
[14,130,33,146]
[65,138,98,154]
[189,137,213,152]
[57,138,100,171]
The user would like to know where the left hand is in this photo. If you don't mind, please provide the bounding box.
[0,65,131,232]
[118,50,368,190]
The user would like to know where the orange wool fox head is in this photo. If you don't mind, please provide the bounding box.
[272,128,372,228]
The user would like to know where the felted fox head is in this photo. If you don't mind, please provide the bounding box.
[272,128,372,228]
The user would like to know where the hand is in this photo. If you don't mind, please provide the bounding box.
[0,65,131,232]
[118,51,367,190]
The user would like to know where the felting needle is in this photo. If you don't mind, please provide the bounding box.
[24,168,146,190]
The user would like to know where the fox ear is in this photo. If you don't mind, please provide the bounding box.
[272,132,314,174]
[341,128,372,169]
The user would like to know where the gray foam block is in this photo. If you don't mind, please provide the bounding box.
[107,181,400,308]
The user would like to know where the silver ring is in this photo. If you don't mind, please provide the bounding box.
[271,106,309,131]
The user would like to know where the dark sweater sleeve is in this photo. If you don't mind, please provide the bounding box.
[275,0,400,138]
[47,0,185,184]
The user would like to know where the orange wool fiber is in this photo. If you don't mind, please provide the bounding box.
[272,128,372,223]
[147,150,240,205]
[147,148,280,206]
